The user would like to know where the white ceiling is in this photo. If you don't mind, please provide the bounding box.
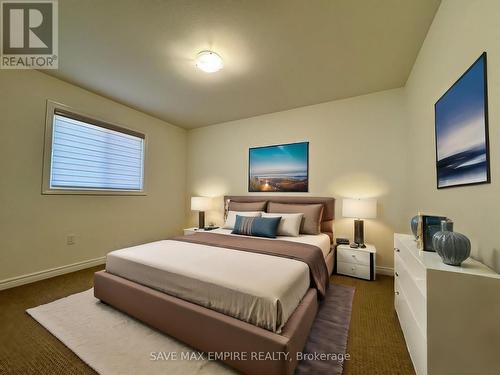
[48,0,441,128]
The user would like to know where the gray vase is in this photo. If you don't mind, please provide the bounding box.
[410,215,419,239]
[432,220,471,266]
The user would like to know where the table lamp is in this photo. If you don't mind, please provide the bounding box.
[191,196,212,229]
[342,198,377,248]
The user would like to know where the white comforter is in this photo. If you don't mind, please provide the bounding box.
[106,231,330,333]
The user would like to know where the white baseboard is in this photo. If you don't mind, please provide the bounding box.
[0,256,106,291]
[376,266,394,276]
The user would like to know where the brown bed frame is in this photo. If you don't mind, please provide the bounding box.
[94,196,335,375]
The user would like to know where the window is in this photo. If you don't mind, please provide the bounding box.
[42,101,146,195]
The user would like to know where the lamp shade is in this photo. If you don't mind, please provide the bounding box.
[191,196,211,211]
[342,198,377,219]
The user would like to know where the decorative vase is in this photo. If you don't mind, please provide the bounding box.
[410,215,419,239]
[432,220,471,266]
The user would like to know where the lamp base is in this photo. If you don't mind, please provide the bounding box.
[354,219,365,248]
[198,211,205,229]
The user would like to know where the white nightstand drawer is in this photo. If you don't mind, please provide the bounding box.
[337,248,371,266]
[337,261,371,280]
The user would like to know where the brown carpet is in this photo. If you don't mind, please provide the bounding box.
[0,267,414,375]
[334,275,415,375]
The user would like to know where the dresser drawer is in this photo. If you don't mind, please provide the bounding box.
[337,248,371,266]
[395,253,427,334]
[337,261,371,280]
[394,237,426,282]
[395,280,427,375]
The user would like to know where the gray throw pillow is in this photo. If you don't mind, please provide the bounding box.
[228,201,268,212]
[267,202,323,235]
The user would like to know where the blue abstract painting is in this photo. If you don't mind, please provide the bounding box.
[435,53,490,188]
[249,142,308,192]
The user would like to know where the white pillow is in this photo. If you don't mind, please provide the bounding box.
[262,212,303,237]
[223,211,263,229]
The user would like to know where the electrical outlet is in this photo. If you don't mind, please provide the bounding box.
[67,234,76,245]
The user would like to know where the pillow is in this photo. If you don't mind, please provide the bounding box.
[232,215,282,238]
[228,200,267,212]
[262,212,303,237]
[223,211,262,229]
[267,202,324,235]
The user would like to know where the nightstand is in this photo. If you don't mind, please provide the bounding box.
[335,244,376,280]
[183,227,204,235]
[183,227,219,235]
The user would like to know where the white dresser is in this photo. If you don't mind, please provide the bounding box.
[394,234,500,375]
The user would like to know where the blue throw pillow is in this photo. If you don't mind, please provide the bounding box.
[232,215,282,238]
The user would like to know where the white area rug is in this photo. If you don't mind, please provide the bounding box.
[27,289,235,375]
[27,285,354,375]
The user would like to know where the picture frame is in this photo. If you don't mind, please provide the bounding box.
[422,215,447,252]
[248,141,309,192]
[434,52,491,189]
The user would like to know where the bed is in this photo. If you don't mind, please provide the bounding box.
[94,196,335,375]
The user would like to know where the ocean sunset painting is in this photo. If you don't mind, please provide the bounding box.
[435,53,490,188]
[249,142,309,192]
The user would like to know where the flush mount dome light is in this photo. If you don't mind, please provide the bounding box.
[196,51,223,73]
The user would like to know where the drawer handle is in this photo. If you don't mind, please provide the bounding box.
[394,248,400,252]
[351,254,356,258]
[395,272,399,277]
[395,291,400,295]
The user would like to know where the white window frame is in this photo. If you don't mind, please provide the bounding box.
[42,100,147,195]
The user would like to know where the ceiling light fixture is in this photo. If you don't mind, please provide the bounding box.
[195,50,223,73]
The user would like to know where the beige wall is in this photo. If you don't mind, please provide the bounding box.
[404,0,500,272]
[0,70,187,281]
[187,89,409,270]
[3,0,499,283]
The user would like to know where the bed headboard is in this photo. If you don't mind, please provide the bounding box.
[224,196,335,243]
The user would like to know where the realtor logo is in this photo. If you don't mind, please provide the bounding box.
[1,0,58,69]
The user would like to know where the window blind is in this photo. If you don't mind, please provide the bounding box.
[50,113,145,191]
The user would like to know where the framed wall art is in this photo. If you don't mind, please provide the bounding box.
[435,52,490,189]
[248,142,309,192]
